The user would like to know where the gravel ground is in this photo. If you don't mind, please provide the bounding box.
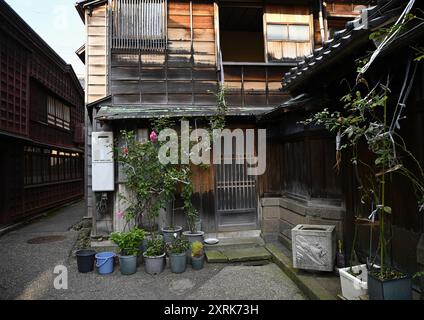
[0,201,306,300]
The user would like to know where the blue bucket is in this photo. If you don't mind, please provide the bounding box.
[95,252,116,275]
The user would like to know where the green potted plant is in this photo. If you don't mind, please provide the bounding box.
[182,181,205,244]
[143,237,166,275]
[167,235,190,274]
[191,241,205,270]
[162,197,183,244]
[304,81,424,299]
[109,227,145,275]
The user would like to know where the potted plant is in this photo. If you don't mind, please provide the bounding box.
[304,63,424,299]
[110,227,145,275]
[143,237,166,275]
[117,129,181,237]
[191,241,205,270]
[167,235,190,274]
[162,197,183,244]
[182,181,205,244]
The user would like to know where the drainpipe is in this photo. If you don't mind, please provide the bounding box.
[318,0,327,45]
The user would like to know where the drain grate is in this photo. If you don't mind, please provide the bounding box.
[27,235,66,244]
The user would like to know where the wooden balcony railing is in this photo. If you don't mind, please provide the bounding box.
[222,62,292,109]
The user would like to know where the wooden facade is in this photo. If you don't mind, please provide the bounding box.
[77,0,367,235]
[260,1,424,275]
[0,0,85,227]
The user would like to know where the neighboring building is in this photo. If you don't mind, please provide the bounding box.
[0,0,85,228]
[260,0,424,280]
[75,0,370,237]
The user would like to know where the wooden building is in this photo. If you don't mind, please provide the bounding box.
[0,0,85,228]
[75,0,370,236]
[260,0,424,281]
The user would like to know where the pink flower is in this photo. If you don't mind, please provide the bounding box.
[150,131,158,143]
[122,147,129,156]
[117,211,125,219]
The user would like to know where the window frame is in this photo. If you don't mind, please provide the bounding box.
[266,22,311,43]
[47,96,71,131]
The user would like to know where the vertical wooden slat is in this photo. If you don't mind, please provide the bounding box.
[112,0,166,51]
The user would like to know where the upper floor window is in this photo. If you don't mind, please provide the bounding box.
[267,24,310,42]
[47,96,70,131]
[112,0,167,51]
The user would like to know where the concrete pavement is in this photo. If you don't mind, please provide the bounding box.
[0,201,306,300]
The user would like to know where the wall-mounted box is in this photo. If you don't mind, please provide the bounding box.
[92,132,114,192]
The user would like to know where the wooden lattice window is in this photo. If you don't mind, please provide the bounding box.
[24,147,83,186]
[47,96,70,131]
[112,0,168,51]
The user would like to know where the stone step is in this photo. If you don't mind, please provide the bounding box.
[204,236,265,251]
[206,246,272,264]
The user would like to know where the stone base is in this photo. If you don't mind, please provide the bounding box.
[261,197,345,251]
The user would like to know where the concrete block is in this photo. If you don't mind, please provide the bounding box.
[206,250,228,263]
[292,224,336,272]
[279,220,294,239]
[262,219,279,233]
[262,206,280,219]
[261,198,280,207]
[280,207,308,226]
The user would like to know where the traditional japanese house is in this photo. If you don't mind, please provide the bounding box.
[259,0,424,287]
[0,0,85,228]
[75,0,370,237]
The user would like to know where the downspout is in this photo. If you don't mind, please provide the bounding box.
[318,0,327,45]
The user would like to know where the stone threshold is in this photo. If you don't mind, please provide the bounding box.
[206,246,272,264]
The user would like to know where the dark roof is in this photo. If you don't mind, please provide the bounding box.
[95,105,275,121]
[282,0,411,92]
[0,0,83,96]
[258,94,314,121]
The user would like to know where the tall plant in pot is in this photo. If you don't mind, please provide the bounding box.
[110,227,145,275]
[161,196,183,244]
[167,235,190,274]
[304,76,424,299]
[182,179,204,244]
[117,128,184,242]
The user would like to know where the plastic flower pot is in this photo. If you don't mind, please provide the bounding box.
[169,252,187,274]
[191,255,205,271]
[183,231,205,263]
[339,264,368,300]
[368,272,412,300]
[162,226,183,244]
[76,250,97,273]
[119,255,138,275]
[183,231,205,244]
[143,252,166,275]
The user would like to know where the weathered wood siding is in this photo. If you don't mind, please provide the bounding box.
[110,0,218,106]
[86,4,108,104]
